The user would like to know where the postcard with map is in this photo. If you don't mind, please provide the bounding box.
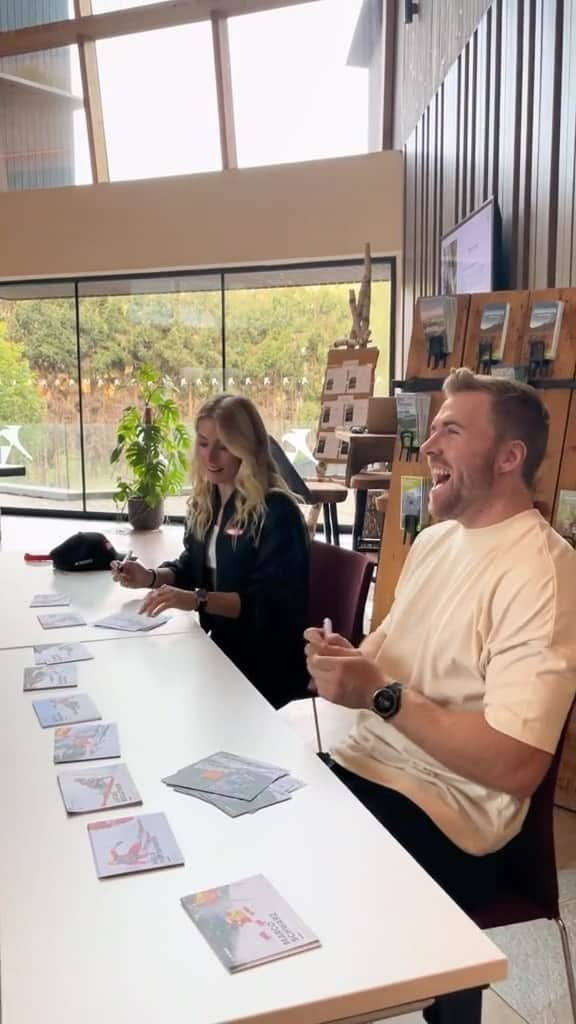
[58,763,141,813]
[34,643,94,666]
[23,664,78,691]
[88,813,184,878]
[54,722,120,763]
[181,873,320,972]
[33,693,101,728]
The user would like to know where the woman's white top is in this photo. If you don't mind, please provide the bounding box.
[206,526,218,571]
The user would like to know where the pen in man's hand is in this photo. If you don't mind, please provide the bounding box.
[311,617,333,757]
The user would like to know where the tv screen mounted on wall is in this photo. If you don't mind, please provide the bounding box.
[440,197,504,295]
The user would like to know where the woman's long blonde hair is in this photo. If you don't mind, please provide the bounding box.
[187,394,296,540]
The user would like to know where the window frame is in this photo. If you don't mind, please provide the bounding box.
[0,255,396,523]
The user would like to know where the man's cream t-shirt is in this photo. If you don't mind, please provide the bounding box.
[332,509,576,855]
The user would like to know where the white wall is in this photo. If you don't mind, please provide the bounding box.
[0,152,403,280]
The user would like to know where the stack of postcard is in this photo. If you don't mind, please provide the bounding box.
[419,295,458,355]
[163,751,305,818]
[87,812,184,878]
[93,611,169,632]
[395,393,431,451]
[181,873,320,972]
[526,299,564,360]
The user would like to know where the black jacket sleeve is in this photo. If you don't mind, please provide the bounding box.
[159,530,202,590]
[238,492,309,632]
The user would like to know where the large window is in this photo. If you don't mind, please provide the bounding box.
[0,1,72,30]
[96,24,221,181]
[0,281,83,510]
[0,260,393,519]
[0,45,90,189]
[0,1,384,187]
[78,275,222,514]
[229,0,370,167]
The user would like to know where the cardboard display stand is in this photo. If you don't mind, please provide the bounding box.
[314,346,379,467]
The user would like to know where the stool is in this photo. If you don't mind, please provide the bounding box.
[305,480,348,545]
[350,472,390,551]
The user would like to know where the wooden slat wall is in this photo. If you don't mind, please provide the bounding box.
[400,0,576,359]
[394,0,493,148]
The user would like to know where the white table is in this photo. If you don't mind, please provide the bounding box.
[0,633,506,1024]
[0,550,200,649]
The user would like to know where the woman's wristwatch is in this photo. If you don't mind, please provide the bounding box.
[194,588,208,612]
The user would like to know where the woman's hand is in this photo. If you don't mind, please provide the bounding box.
[110,559,153,589]
[140,585,197,617]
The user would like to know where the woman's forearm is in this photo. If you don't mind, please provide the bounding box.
[152,567,176,588]
[205,591,241,619]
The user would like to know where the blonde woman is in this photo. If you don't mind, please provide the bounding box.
[111,394,310,708]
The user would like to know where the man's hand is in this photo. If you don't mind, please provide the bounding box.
[140,585,197,617]
[304,628,385,709]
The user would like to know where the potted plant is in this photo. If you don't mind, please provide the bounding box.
[111,365,190,530]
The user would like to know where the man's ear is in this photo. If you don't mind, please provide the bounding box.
[496,439,527,477]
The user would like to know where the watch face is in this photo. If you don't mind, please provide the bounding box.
[373,684,401,719]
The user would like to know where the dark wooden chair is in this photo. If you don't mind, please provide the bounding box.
[469,711,576,1022]
[307,539,373,646]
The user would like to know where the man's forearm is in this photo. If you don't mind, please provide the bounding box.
[394,689,550,800]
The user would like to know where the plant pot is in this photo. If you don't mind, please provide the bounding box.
[127,497,164,531]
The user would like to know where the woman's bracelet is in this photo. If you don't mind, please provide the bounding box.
[148,568,158,589]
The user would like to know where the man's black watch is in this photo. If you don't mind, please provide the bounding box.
[194,588,209,612]
[371,682,402,720]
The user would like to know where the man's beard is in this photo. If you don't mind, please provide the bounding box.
[430,455,497,522]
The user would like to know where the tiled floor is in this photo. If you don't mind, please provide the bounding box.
[3,514,576,1023]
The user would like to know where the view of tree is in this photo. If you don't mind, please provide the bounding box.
[0,280,391,507]
[0,322,44,423]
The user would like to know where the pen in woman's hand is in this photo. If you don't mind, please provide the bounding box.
[119,549,133,573]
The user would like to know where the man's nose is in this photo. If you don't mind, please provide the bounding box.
[421,432,438,456]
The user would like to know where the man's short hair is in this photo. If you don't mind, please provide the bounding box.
[442,368,549,488]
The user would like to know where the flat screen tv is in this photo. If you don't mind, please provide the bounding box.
[440,197,504,295]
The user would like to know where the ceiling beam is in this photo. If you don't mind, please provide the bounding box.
[0,0,324,59]
[382,0,396,148]
[211,14,237,170]
[74,0,109,184]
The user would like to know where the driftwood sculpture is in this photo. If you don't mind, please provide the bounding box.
[335,242,372,347]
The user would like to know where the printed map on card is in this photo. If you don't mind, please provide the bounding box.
[54,722,120,763]
[30,593,71,608]
[163,751,287,801]
[33,693,101,728]
[23,664,78,691]
[88,813,184,878]
[181,873,320,972]
[37,612,86,630]
[34,643,94,666]
[58,764,142,814]
[93,611,169,632]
